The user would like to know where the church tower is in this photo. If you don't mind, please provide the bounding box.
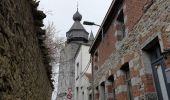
[57,9,89,100]
[66,9,89,43]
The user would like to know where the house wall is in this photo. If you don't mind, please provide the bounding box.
[75,45,91,79]
[75,76,91,100]
[82,45,91,73]
[125,0,148,31]
[75,46,82,78]
[92,0,170,100]
[95,23,116,67]
[93,0,149,68]
[75,45,92,100]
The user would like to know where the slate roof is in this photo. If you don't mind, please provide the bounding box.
[67,21,85,32]
[66,9,89,43]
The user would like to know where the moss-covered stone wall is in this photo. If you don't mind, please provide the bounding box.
[0,0,52,99]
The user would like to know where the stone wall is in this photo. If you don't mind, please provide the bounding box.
[0,0,52,99]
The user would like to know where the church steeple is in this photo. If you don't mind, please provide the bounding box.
[73,10,82,21]
[73,4,82,22]
[89,31,94,41]
[66,8,89,43]
[88,30,94,45]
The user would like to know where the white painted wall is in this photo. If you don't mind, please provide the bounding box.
[81,45,91,74]
[75,45,92,100]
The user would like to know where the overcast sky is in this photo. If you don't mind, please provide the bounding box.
[39,0,112,38]
[39,0,112,99]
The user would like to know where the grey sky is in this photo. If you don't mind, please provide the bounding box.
[39,1,112,99]
[39,0,112,37]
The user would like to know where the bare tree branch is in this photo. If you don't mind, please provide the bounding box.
[44,22,65,64]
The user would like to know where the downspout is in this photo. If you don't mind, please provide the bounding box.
[91,55,95,100]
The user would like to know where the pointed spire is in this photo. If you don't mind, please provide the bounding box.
[89,30,94,41]
[77,1,79,11]
[66,7,89,43]
[73,2,82,21]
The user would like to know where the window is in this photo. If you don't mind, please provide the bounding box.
[94,51,99,72]
[142,37,170,100]
[108,75,115,100]
[100,82,106,100]
[121,63,133,100]
[94,65,98,71]
[95,86,100,100]
[77,63,79,77]
[116,10,125,41]
[76,87,79,100]
[89,94,92,100]
[94,51,98,62]
[82,92,84,100]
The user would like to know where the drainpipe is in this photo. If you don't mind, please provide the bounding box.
[91,56,95,100]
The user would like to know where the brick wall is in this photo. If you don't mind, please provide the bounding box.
[93,0,149,69]
[94,24,116,68]
[125,0,149,31]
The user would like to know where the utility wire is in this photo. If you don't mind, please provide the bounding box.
[79,58,92,79]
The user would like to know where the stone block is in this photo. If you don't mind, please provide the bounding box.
[131,77,140,86]
[116,70,125,77]
[115,85,127,94]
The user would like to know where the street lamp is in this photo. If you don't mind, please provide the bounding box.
[83,21,103,41]
[83,21,103,100]
[83,21,100,27]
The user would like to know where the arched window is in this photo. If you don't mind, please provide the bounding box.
[121,63,133,100]
[108,75,115,100]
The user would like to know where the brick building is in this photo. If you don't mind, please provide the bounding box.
[89,0,170,100]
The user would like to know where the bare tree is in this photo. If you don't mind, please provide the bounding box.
[44,22,65,64]
[43,22,65,100]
